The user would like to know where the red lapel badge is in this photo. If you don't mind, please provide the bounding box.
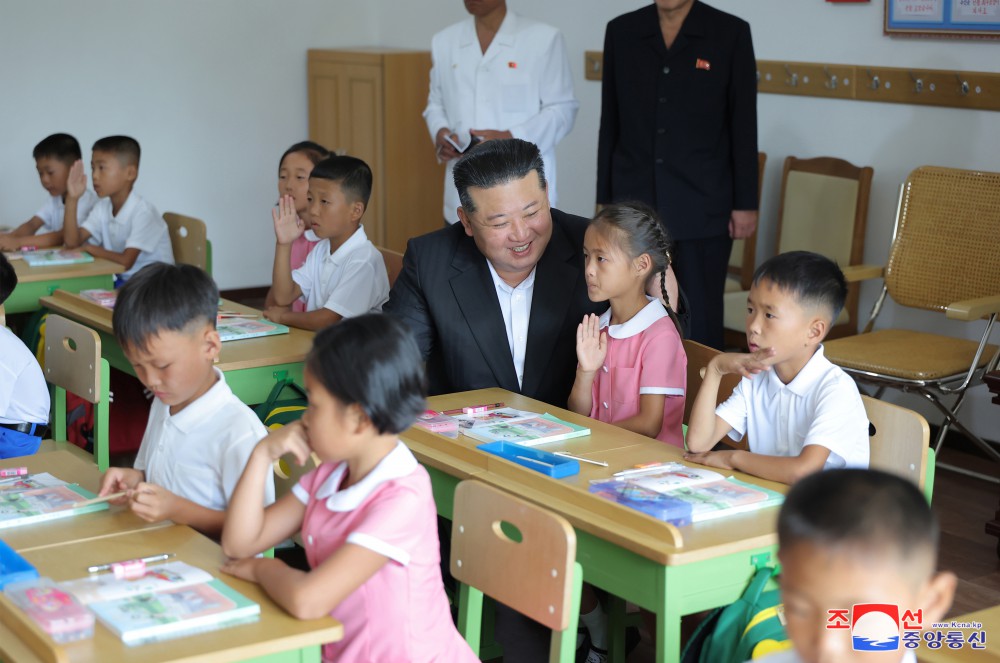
[508,61,517,68]
[696,58,711,71]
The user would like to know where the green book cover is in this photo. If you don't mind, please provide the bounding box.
[0,484,108,529]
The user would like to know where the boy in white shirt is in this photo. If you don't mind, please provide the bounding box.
[63,135,174,283]
[265,155,389,331]
[686,251,869,484]
[98,263,274,537]
[760,469,956,663]
[0,133,98,251]
[0,254,49,458]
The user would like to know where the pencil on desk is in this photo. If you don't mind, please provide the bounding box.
[554,452,608,467]
[218,313,259,319]
[515,455,555,468]
[72,491,127,508]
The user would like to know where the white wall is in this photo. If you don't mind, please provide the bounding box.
[0,0,374,291]
[373,0,1000,439]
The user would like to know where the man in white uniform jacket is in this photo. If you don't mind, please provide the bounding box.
[424,0,579,224]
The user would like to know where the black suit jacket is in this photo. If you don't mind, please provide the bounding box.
[596,2,758,241]
[385,210,604,407]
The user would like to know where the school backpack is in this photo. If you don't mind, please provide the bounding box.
[254,378,308,430]
[682,565,792,663]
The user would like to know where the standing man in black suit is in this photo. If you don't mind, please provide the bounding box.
[386,138,606,408]
[597,0,758,350]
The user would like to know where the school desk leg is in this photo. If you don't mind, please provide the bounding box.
[657,593,683,663]
[608,595,628,662]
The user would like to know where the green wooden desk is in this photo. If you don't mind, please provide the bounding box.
[401,388,788,663]
[0,525,342,663]
[39,290,314,405]
[7,256,121,314]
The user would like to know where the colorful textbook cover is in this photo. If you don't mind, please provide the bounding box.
[216,318,289,343]
[589,463,784,526]
[86,576,260,646]
[0,483,108,529]
[461,413,590,446]
[21,249,95,267]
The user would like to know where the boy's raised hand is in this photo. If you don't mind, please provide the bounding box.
[710,347,777,379]
[272,194,304,245]
[66,160,87,200]
[576,313,608,373]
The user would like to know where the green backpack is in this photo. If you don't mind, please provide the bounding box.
[255,379,308,430]
[683,565,792,663]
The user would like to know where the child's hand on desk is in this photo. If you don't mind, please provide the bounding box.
[710,347,777,379]
[272,194,304,245]
[99,467,143,504]
[66,159,87,200]
[262,307,286,324]
[129,482,177,522]
[684,449,739,471]
[576,313,608,372]
[220,557,263,583]
[255,420,312,466]
[0,234,20,251]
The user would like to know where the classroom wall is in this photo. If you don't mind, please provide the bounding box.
[0,0,373,291]
[374,0,1000,439]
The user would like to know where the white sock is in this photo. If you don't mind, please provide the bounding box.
[580,603,608,650]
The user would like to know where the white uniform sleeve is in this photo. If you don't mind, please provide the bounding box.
[423,33,451,141]
[34,198,57,232]
[291,251,316,304]
[80,203,105,244]
[220,418,274,506]
[76,190,98,231]
[716,377,751,442]
[802,380,870,469]
[508,30,578,154]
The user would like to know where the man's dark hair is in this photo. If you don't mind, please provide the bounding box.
[33,133,83,166]
[310,155,373,207]
[752,250,847,323]
[112,263,218,352]
[306,314,426,435]
[778,469,938,563]
[453,138,547,214]
[92,135,141,167]
[0,253,16,304]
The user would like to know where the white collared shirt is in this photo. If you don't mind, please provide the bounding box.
[487,262,535,389]
[0,327,49,425]
[134,369,274,510]
[716,345,870,469]
[34,190,98,233]
[424,10,579,223]
[291,225,389,318]
[80,191,174,281]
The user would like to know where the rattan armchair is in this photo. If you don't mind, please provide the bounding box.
[824,166,1000,482]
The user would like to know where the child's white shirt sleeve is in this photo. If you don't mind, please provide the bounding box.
[124,202,166,253]
[716,376,750,442]
[322,258,382,318]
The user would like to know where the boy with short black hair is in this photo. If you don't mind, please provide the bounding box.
[265,154,389,331]
[764,468,956,663]
[63,135,173,283]
[0,253,49,458]
[685,251,869,484]
[98,262,273,536]
[0,133,98,251]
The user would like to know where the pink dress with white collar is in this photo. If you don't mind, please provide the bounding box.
[588,299,687,447]
[292,442,477,663]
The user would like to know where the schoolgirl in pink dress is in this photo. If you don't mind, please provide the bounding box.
[221,314,477,663]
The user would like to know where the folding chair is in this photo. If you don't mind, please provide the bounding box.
[377,246,404,289]
[723,155,873,348]
[163,212,213,275]
[824,166,1000,483]
[451,480,582,663]
[863,396,934,503]
[42,314,111,471]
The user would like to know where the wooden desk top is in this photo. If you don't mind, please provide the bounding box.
[13,256,122,283]
[0,525,342,663]
[0,451,172,552]
[40,290,316,372]
[917,605,1000,662]
[401,388,787,566]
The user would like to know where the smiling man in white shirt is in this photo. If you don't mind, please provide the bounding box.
[424,0,579,225]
